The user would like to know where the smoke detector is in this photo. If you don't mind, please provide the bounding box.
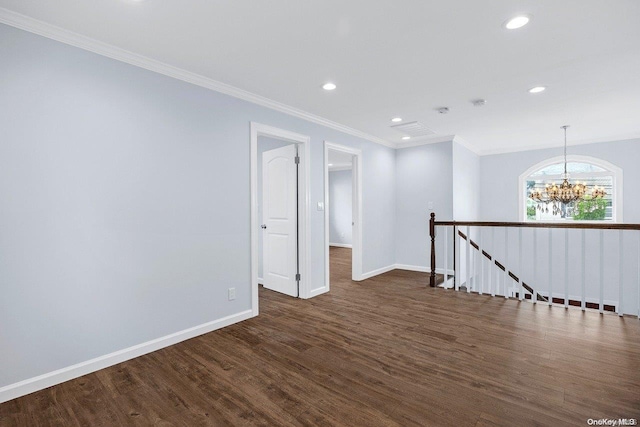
[437,107,450,114]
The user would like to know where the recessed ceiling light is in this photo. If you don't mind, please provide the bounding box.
[504,15,531,30]
[402,136,411,140]
[528,86,546,94]
[328,163,334,166]
[322,82,337,91]
[391,117,403,123]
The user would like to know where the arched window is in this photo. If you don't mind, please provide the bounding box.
[519,155,623,222]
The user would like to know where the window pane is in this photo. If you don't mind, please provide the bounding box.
[526,176,613,221]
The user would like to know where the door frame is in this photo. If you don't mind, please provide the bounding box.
[251,122,311,315]
[324,141,363,289]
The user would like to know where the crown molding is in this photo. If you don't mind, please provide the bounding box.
[452,135,482,155]
[0,7,395,149]
[477,134,640,156]
[396,135,456,149]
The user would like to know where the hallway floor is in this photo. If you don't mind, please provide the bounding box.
[1,247,639,426]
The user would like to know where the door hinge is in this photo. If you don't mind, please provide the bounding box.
[295,273,301,281]
[295,155,300,164]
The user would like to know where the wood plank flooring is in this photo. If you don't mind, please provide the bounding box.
[1,247,639,426]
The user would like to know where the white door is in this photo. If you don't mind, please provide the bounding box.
[262,144,299,297]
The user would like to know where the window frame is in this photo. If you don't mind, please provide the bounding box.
[518,155,623,223]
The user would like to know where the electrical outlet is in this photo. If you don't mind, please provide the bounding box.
[428,201,434,210]
[228,288,236,301]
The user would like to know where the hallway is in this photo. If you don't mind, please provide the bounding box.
[2,248,639,426]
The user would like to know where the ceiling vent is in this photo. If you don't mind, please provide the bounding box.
[390,121,436,138]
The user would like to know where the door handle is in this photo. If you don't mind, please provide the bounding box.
[261,224,267,229]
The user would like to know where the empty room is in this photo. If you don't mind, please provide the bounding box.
[1,1,639,426]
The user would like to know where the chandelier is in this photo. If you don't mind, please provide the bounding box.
[529,125,606,216]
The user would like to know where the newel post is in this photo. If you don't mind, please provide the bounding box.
[430,212,436,287]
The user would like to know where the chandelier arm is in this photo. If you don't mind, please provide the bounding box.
[528,126,607,217]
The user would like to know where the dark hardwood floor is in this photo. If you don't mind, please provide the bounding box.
[2,247,639,426]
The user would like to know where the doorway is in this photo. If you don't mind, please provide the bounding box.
[324,141,363,290]
[251,123,310,316]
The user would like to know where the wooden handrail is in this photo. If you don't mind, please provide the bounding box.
[433,220,640,230]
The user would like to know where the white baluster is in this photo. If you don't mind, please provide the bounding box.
[490,227,495,297]
[599,229,604,314]
[504,228,509,299]
[564,229,569,309]
[519,228,523,301]
[548,228,553,306]
[533,229,537,304]
[581,229,586,311]
[479,227,484,295]
[618,230,623,317]
[443,226,448,289]
[466,226,471,293]
[454,226,460,291]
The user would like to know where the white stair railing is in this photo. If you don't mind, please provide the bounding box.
[428,213,640,318]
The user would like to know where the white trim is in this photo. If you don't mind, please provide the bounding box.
[479,135,640,156]
[328,165,353,172]
[360,264,454,279]
[0,8,393,149]
[251,123,312,308]
[257,277,264,285]
[330,242,353,248]
[324,142,363,291]
[0,309,253,404]
[309,287,330,298]
[360,265,396,280]
[396,135,456,149]
[394,264,455,275]
[452,135,480,155]
[518,155,623,223]
[395,264,430,272]
[2,7,639,158]
[395,135,482,156]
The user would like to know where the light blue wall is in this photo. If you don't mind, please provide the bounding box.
[452,141,480,221]
[0,23,397,388]
[329,170,352,245]
[475,138,640,316]
[395,142,453,268]
[479,138,640,222]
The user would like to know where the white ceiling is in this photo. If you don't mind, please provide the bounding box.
[1,0,639,154]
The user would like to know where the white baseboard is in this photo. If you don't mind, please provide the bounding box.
[257,277,264,285]
[360,264,455,281]
[394,263,429,272]
[360,264,396,280]
[307,286,330,298]
[0,309,254,404]
[329,243,352,248]
[394,264,454,275]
